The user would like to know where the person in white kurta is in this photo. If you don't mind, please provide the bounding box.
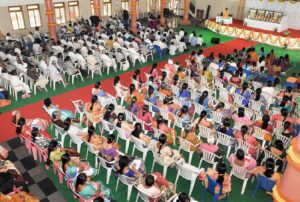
[47,61,65,84]
[169,42,177,56]
[1,69,31,95]
[86,50,101,71]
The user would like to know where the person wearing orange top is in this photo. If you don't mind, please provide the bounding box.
[223,8,230,18]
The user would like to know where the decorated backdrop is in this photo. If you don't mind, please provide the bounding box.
[244,0,300,29]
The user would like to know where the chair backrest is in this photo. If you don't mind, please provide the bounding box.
[275,133,291,149]
[136,185,165,202]
[116,126,131,141]
[159,108,171,121]
[125,110,137,123]
[206,175,222,195]
[178,137,193,152]
[131,78,141,89]
[249,99,264,113]
[144,99,157,114]
[257,174,276,192]
[218,87,229,102]
[98,155,115,170]
[233,119,248,131]
[118,174,136,185]
[131,136,148,152]
[262,149,281,164]
[157,92,166,102]
[210,110,224,124]
[236,139,252,155]
[193,102,206,115]
[216,132,235,147]
[214,78,224,89]
[85,140,97,153]
[101,119,115,131]
[114,86,123,98]
[68,132,83,145]
[231,166,250,180]
[198,125,213,139]
[177,163,202,181]
[253,126,267,141]
[271,107,281,116]
[170,85,180,96]
[244,107,255,121]
[201,149,219,165]
[152,151,169,166]
[252,82,263,91]
[234,93,245,106]
[274,120,284,130]
[223,72,232,81]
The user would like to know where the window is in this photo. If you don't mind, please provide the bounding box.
[9,6,25,30]
[147,0,159,12]
[27,5,42,28]
[122,0,129,11]
[68,1,80,22]
[103,0,112,16]
[54,2,66,24]
[90,0,94,15]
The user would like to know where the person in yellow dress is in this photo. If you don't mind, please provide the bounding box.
[223,8,230,18]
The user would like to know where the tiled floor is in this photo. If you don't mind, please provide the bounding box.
[1,137,66,202]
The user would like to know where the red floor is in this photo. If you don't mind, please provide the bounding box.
[211,19,300,38]
[0,38,257,142]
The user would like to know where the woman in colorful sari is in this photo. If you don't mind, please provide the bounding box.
[271,108,293,126]
[234,125,260,157]
[128,96,140,115]
[254,114,273,142]
[100,134,120,162]
[15,117,51,140]
[114,113,134,134]
[61,153,96,180]
[176,106,192,128]
[115,155,144,178]
[92,82,108,99]
[85,95,105,123]
[178,83,191,104]
[196,91,210,109]
[164,59,175,79]
[145,85,159,113]
[253,158,281,183]
[125,84,144,105]
[249,88,267,113]
[137,105,153,132]
[217,118,234,137]
[273,95,292,112]
[74,173,112,200]
[82,126,105,151]
[131,122,152,144]
[153,115,177,145]
[232,107,253,126]
[43,97,74,121]
[199,162,231,198]
[149,63,159,80]
[235,82,252,106]
[180,124,201,151]
[12,111,49,133]
[192,110,213,129]
[229,149,257,174]
[113,76,128,98]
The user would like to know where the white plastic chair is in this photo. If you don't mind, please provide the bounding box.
[115,174,136,201]
[274,132,291,149]
[234,93,245,106]
[253,126,268,148]
[251,81,263,91]
[249,99,265,113]
[134,185,165,202]
[70,181,98,202]
[100,119,115,134]
[210,111,224,125]
[97,155,115,184]
[84,141,99,168]
[261,149,282,171]
[236,139,256,156]
[67,70,84,84]
[144,99,158,116]
[178,137,199,164]
[216,132,235,158]
[131,136,150,161]
[274,120,284,130]
[170,85,180,96]
[230,166,251,195]
[175,163,203,196]
[151,152,173,178]
[87,64,102,79]
[68,132,84,153]
[198,126,214,140]
[114,86,125,106]
[54,124,67,147]
[71,100,85,122]
[125,110,137,123]
[115,126,131,153]
[198,149,220,170]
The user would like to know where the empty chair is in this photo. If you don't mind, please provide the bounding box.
[134,184,165,202]
[151,152,173,178]
[97,155,116,184]
[198,149,221,170]
[178,137,199,164]
[115,174,136,201]
[230,166,251,195]
[216,132,235,159]
[84,141,99,168]
[115,126,131,154]
[131,136,150,161]
[175,162,203,196]
[71,100,85,123]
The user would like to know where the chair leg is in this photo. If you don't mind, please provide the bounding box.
[241,179,248,195]
[127,185,133,201]
[163,166,168,178]
[115,178,119,191]
[135,194,139,202]
[142,151,147,161]
[106,169,112,184]
[151,160,155,172]
[175,172,180,185]
[188,153,193,164]
[189,179,196,196]
[125,141,129,154]
[198,159,203,168]
[131,146,135,157]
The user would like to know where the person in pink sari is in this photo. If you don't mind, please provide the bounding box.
[164,59,175,78]
[152,115,177,145]
[137,105,153,132]
[234,125,260,157]
[229,149,257,176]
[149,63,159,80]
[232,107,253,126]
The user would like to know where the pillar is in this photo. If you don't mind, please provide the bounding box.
[180,0,191,25]
[160,0,166,26]
[45,0,57,41]
[272,136,300,202]
[131,0,137,34]
[93,0,101,32]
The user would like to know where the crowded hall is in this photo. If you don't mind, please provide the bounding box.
[1,0,300,201]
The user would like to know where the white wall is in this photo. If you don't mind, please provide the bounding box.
[244,0,300,29]
[194,0,239,19]
[0,0,150,35]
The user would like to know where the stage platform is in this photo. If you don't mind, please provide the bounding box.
[206,19,300,50]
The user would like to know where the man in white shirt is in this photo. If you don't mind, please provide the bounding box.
[75,49,87,67]
[100,52,117,71]
[67,48,77,63]
[1,68,31,95]
[169,42,177,56]
[178,28,185,40]
[128,44,144,64]
[197,34,204,46]
[262,80,277,106]
[178,39,187,53]
[86,50,100,71]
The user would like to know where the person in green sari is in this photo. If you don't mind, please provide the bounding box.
[74,173,113,201]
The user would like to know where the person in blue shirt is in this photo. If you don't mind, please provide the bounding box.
[217,118,234,137]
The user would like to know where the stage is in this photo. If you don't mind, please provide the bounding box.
[205,19,300,50]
